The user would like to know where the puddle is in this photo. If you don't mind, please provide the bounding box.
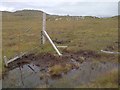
[49,62,118,88]
[2,60,118,88]
[2,51,118,88]
[3,64,41,88]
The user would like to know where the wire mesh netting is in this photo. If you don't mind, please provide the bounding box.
[2,11,43,59]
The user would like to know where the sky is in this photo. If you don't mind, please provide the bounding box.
[0,0,119,17]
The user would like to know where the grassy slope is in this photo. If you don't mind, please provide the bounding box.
[2,10,118,58]
[2,10,118,87]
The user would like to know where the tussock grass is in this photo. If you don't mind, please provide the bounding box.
[2,10,118,87]
[2,11,118,58]
[48,64,72,76]
[78,68,118,88]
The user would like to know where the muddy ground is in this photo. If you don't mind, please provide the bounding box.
[4,50,101,71]
[2,50,118,88]
[3,50,117,74]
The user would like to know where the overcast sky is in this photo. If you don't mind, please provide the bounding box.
[0,0,119,17]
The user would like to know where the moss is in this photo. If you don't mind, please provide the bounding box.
[65,64,72,71]
[48,64,72,76]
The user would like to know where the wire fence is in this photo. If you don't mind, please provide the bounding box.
[2,13,74,59]
[2,25,42,59]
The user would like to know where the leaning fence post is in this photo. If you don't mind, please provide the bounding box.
[41,12,62,56]
[43,30,62,56]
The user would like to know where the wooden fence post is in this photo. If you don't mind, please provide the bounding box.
[42,12,46,44]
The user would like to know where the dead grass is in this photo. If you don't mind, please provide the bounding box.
[2,10,118,86]
[48,64,72,76]
[2,11,118,59]
[78,68,118,88]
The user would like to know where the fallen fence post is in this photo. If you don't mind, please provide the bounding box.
[57,46,68,48]
[4,52,26,67]
[101,50,120,54]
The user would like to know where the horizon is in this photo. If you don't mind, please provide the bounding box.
[1,9,119,18]
[1,1,119,17]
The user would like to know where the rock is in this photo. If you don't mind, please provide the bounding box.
[80,56,85,61]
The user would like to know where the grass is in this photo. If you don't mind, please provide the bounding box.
[78,68,118,88]
[48,64,72,76]
[2,10,118,58]
[1,10,118,87]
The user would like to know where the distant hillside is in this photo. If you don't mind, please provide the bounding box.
[14,10,45,16]
[1,9,118,19]
[2,10,47,17]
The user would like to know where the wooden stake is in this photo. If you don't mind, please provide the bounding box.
[42,12,46,44]
[3,56,8,67]
[41,12,62,56]
[4,52,26,67]
[57,46,68,48]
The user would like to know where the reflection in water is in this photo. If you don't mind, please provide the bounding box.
[27,65,36,73]
[2,61,117,88]
[19,66,24,86]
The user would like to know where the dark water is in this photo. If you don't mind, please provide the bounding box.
[2,61,118,88]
